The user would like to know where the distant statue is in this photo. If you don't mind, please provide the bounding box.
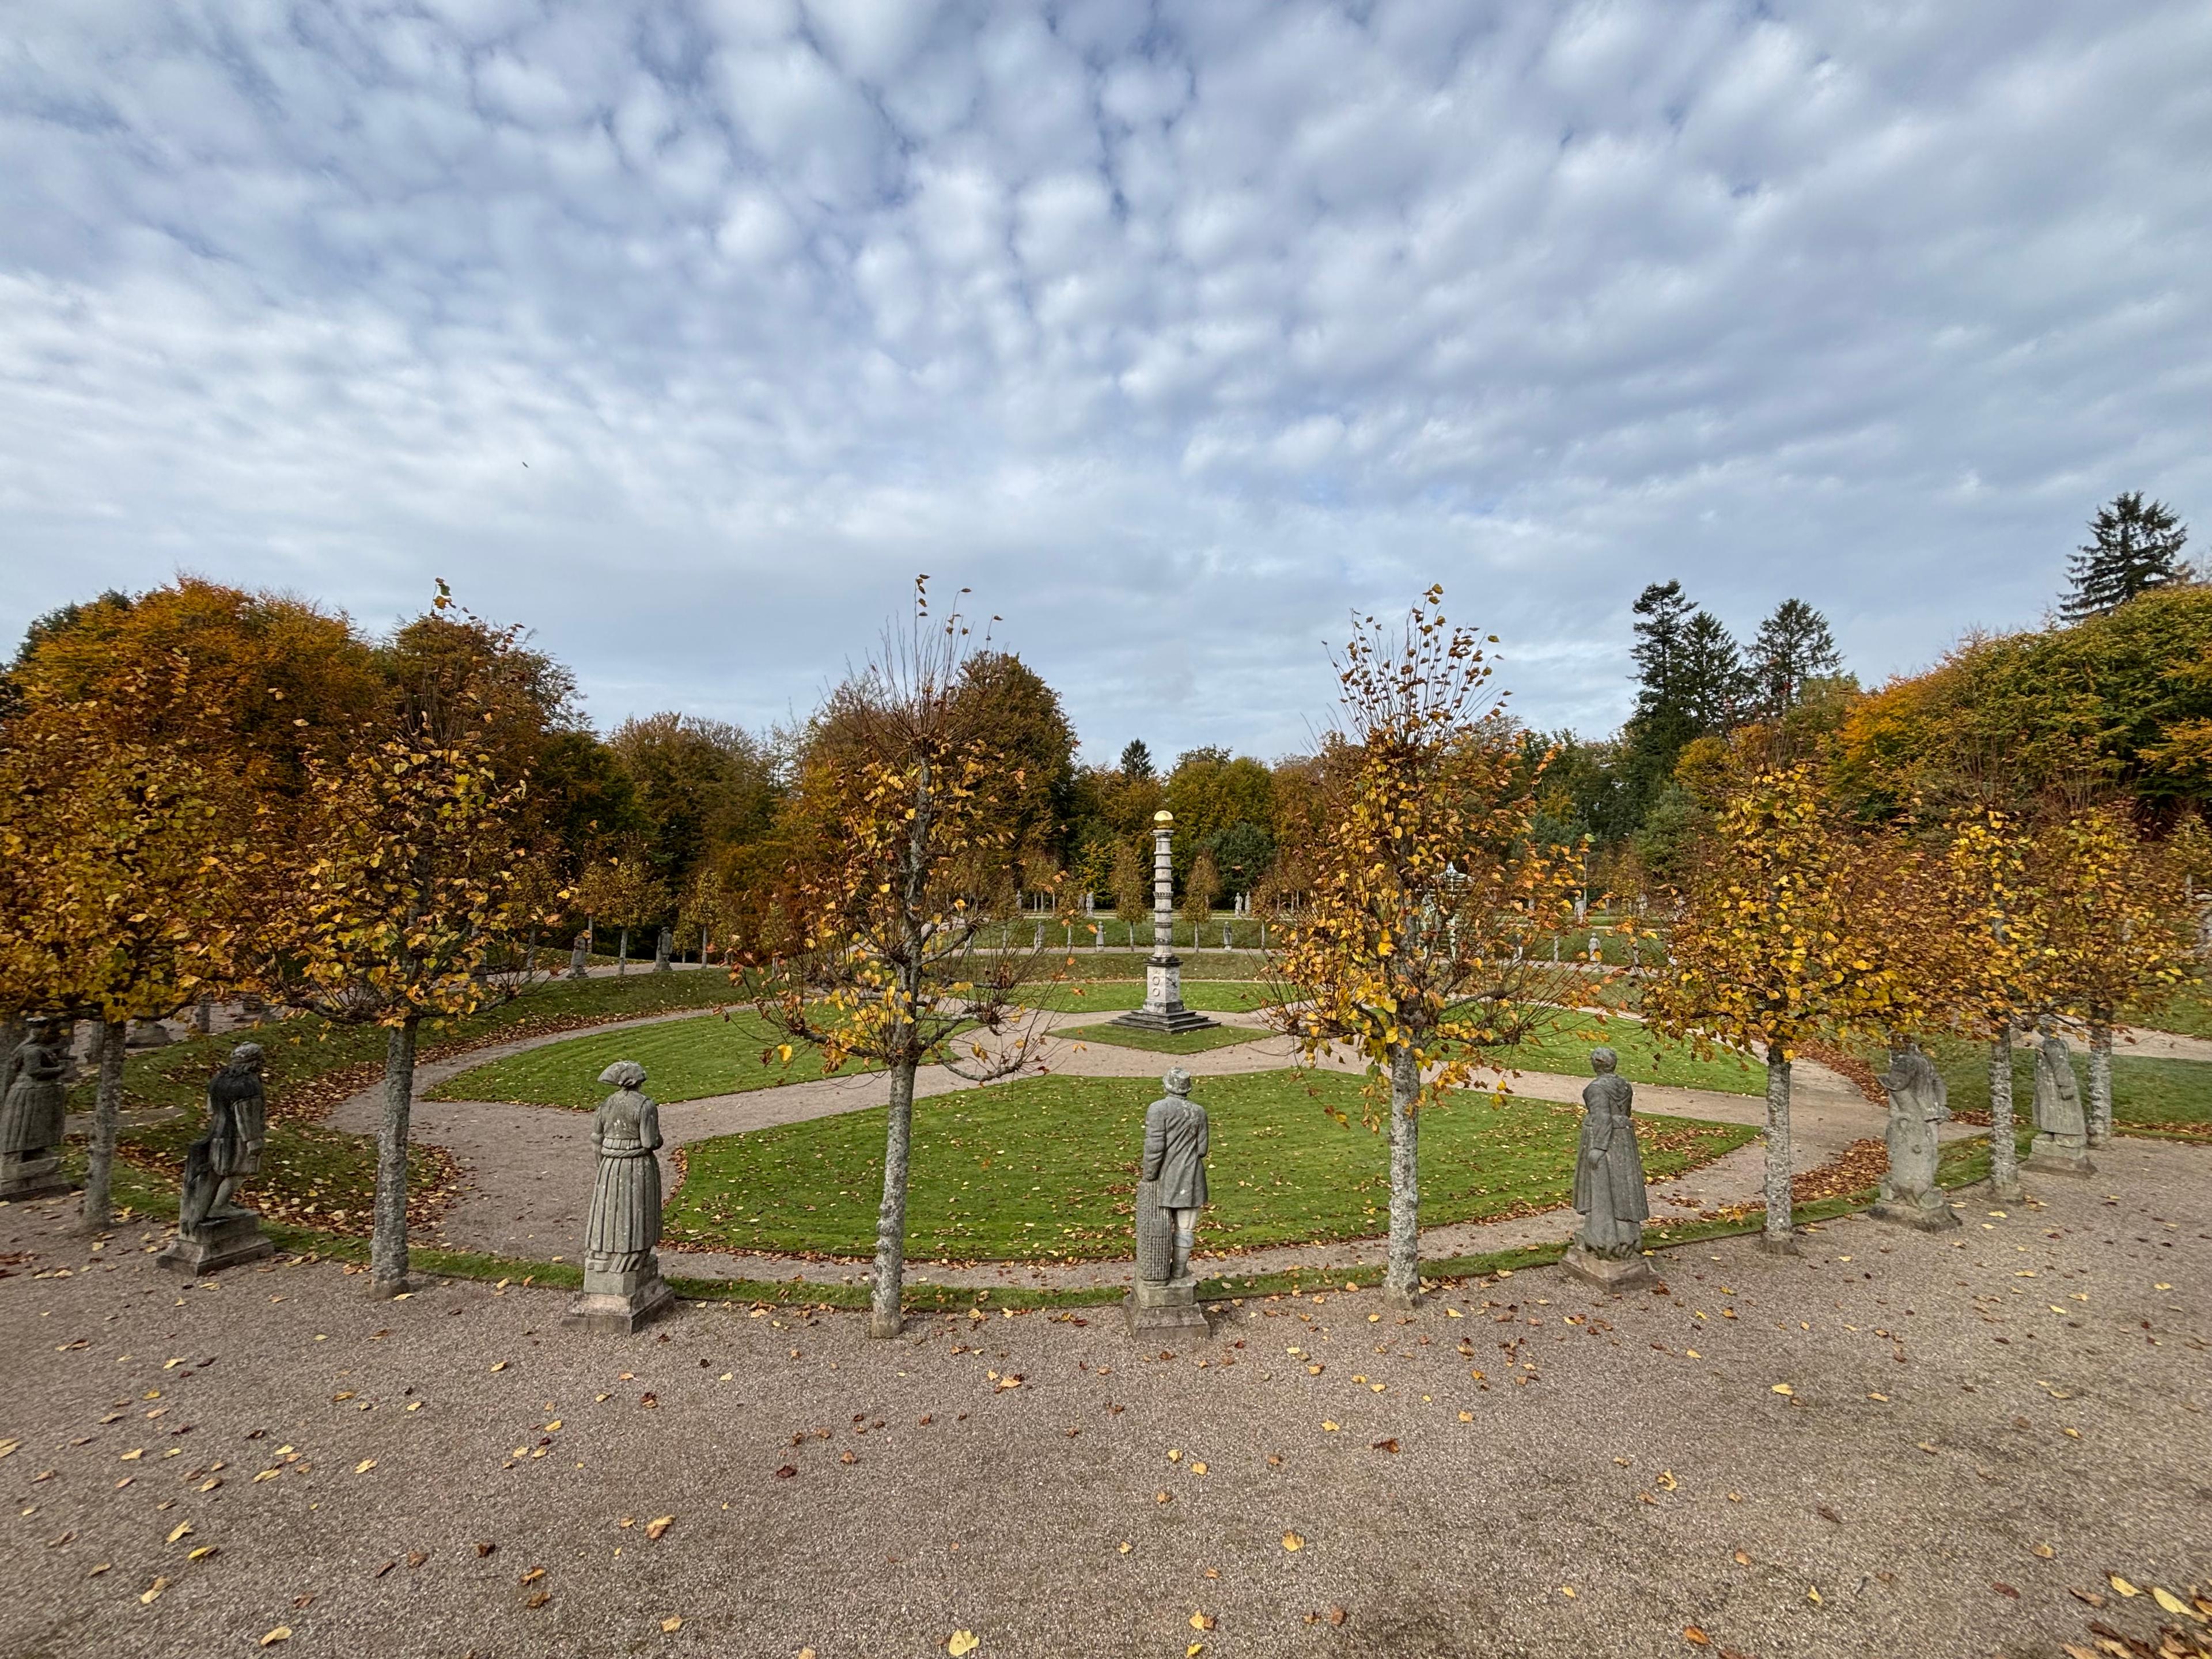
[179,1044,268,1236]
[1563,1047,1654,1287]
[1128,1068,1211,1334]
[158,1043,274,1273]
[654,926,673,973]
[0,1018,71,1199]
[566,1059,672,1332]
[1870,1036,1958,1230]
[2027,1023,2094,1175]
[569,930,590,980]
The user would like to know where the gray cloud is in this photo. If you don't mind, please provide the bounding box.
[3,0,2209,762]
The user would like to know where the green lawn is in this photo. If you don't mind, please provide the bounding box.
[1018,979,1276,1014]
[1908,1035,2212,1140]
[1057,1021,1269,1056]
[429,1010,865,1109]
[662,1069,1758,1263]
[2136,974,2212,1041]
[1469,1009,1764,1097]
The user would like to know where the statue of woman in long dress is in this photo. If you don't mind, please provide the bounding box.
[1571,1047,1650,1259]
[0,1018,71,1196]
[584,1059,664,1283]
[1872,1035,1957,1229]
[2028,1022,2094,1173]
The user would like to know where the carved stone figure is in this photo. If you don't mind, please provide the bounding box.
[569,930,591,980]
[1128,1068,1210,1334]
[1562,1048,1655,1289]
[159,1044,275,1274]
[1869,1036,1960,1230]
[2027,1024,2095,1175]
[0,1018,73,1200]
[566,1059,673,1333]
[654,926,673,973]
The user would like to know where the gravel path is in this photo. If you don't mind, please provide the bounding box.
[3,1138,2205,1659]
[325,1008,1908,1289]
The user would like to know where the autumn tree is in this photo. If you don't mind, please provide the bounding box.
[1182,849,1221,932]
[1267,590,1588,1305]
[1645,764,1899,1252]
[573,843,668,972]
[273,590,548,1297]
[748,581,1061,1338]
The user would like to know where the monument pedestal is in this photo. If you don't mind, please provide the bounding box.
[1561,1243,1657,1290]
[2026,1135,2096,1176]
[1869,1192,1963,1231]
[157,1213,272,1275]
[1125,1275,1210,1336]
[564,1259,674,1334]
[0,1152,73,1202]
[1110,953,1220,1036]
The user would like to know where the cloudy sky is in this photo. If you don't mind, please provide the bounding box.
[4,2,2208,760]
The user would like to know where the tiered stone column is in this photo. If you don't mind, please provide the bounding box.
[1112,811,1218,1035]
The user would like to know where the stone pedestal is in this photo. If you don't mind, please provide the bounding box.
[1111,955,1221,1035]
[2026,1135,2096,1176]
[1869,1194,1963,1232]
[1561,1243,1657,1290]
[0,1151,72,1202]
[564,1260,674,1335]
[1125,1275,1210,1336]
[157,1214,272,1275]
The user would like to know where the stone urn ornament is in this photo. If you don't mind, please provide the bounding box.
[2026,1024,2095,1176]
[1561,1047,1656,1289]
[160,1044,276,1274]
[566,1059,674,1333]
[0,1017,74,1200]
[1127,1067,1210,1335]
[1869,1035,1960,1229]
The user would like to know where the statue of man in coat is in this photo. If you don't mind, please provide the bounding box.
[1129,1067,1212,1333]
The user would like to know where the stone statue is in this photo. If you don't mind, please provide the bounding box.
[568,930,590,981]
[1127,1067,1210,1334]
[566,1059,672,1332]
[159,1044,274,1274]
[0,1018,73,1200]
[1869,1036,1959,1230]
[2027,1024,2094,1175]
[1563,1048,1654,1288]
[654,926,673,974]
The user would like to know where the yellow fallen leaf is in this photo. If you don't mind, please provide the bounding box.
[406,1402,422,1412]
[187,1546,217,1562]
[2152,1586,2198,1621]
[1188,1646,1204,1658]
[141,1577,169,1604]
[1190,1611,1214,1630]
[1685,1350,1700,1359]
[120,1449,143,1461]
[166,1522,192,1544]
[1656,1471,1677,1491]
[490,1362,507,1373]
[2031,1543,2054,1559]
[260,1627,291,1646]
[355,1459,377,1474]
[1770,1384,1794,1397]
[1191,1462,1207,1476]
[1166,1449,1181,1462]
[1457,1411,1473,1422]
[646,1516,674,1540]
[948,1633,979,1657]
[1281,1533,1304,1551]
[1321,1422,1339,1433]
[661,1616,684,1633]
[1808,1586,1822,1605]
[1446,1308,1463,1318]
[1559,1585,1575,1598]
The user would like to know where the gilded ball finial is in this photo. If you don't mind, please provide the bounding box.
[1154,809,1173,825]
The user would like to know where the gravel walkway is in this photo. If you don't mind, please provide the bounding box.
[3,1138,2205,1658]
[324,1009,1909,1289]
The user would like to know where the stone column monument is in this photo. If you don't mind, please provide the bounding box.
[158,1044,275,1274]
[0,1018,74,1200]
[2026,1024,2095,1175]
[1111,812,1218,1036]
[566,1059,675,1333]
[1128,1068,1211,1335]
[1560,1048,1656,1289]
[1868,1036,1960,1229]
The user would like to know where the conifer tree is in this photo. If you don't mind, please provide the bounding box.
[1750,599,1843,719]
[2063,492,2190,619]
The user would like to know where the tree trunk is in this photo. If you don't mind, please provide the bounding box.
[1986,1029,2023,1201]
[1759,1048,1798,1254]
[370,1015,419,1297]
[1382,1044,1421,1306]
[81,1018,127,1232]
[2086,1019,2113,1149]
[618,928,628,975]
[870,1054,917,1338]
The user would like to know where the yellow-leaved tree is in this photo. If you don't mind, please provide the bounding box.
[1645,764,1900,1252]
[749,582,1063,1338]
[1266,590,1589,1305]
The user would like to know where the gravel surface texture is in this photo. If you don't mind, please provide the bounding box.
[4,1138,2207,1658]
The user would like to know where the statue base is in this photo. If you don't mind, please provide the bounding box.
[1111,952,1221,1034]
[1869,1192,1963,1232]
[2025,1136,2096,1176]
[0,1152,73,1202]
[1126,1275,1210,1336]
[1561,1243,1657,1290]
[565,1261,675,1335]
[157,1214,272,1276]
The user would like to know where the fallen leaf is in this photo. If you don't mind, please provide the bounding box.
[646,1516,674,1541]
[1370,1438,1399,1454]
[1320,1422,1339,1433]
[661,1616,683,1633]
[1770,1384,1793,1397]
[525,1591,550,1610]
[1684,1630,1710,1647]
[2067,1588,2106,1608]
[141,1577,169,1605]
[1281,1533,1304,1552]
[2032,1543,2054,1559]
[187,1546,217,1562]
[947,1633,979,1657]
[2109,1575,2140,1597]
[489,1362,507,1373]
[2152,1586,2198,1622]
[1807,1587,1821,1605]
[1559,1585,1576,1599]
[1326,1606,1347,1626]
[475,1542,496,1558]
[1733,1552,1752,1567]
[1190,1612,1214,1631]
[775,1466,797,1480]
[165,1522,192,1544]
[354,1459,376,1475]
[1155,1490,1172,1504]
[519,1567,546,1585]
[260,1627,291,1646]
[407,1551,427,1568]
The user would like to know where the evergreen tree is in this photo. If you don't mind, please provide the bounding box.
[1749,597,1843,719]
[1680,609,1749,733]
[1620,582,1744,817]
[2064,492,2190,619]
[1118,738,1153,780]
